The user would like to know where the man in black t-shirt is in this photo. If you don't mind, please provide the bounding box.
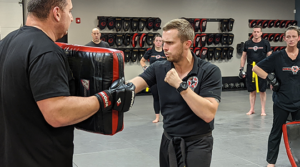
[240,25,272,116]
[0,1,135,167]
[130,19,222,167]
[85,28,109,48]
[253,26,300,167]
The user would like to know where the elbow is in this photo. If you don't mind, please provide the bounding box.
[42,108,67,128]
[204,115,215,123]
[203,108,217,123]
[44,116,66,128]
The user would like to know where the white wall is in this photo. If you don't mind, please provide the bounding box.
[24,0,295,80]
[0,0,23,39]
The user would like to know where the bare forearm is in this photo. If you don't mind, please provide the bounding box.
[129,76,148,93]
[240,53,247,68]
[139,58,146,67]
[252,65,268,79]
[38,96,99,127]
[180,88,218,123]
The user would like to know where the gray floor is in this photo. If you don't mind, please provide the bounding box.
[73,89,292,167]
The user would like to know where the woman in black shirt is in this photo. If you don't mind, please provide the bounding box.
[253,26,300,167]
[140,34,166,123]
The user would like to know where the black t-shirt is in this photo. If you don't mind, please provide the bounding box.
[257,50,300,112]
[143,48,166,64]
[243,39,271,65]
[0,26,74,167]
[85,41,110,48]
[139,53,222,137]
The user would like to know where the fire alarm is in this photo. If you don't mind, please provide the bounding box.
[76,18,81,24]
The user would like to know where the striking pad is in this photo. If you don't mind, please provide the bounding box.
[200,34,207,47]
[194,18,200,32]
[280,20,287,28]
[153,18,161,31]
[220,19,228,32]
[138,18,147,31]
[123,49,131,63]
[227,47,234,59]
[131,18,139,31]
[56,43,126,135]
[282,121,300,167]
[98,16,107,30]
[146,17,154,30]
[132,33,139,48]
[146,33,154,45]
[274,20,280,28]
[200,19,207,32]
[138,48,146,61]
[123,34,131,46]
[221,33,229,45]
[268,20,275,28]
[206,34,214,46]
[194,34,201,47]
[249,20,257,28]
[221,47,228,59]
[115,34,123,46]
[207,48,214,61]
[100,33,108,42]
[194,47,201,57]
[214,33,222,45]
[227,33,234,45]
[274,34,280,42]
[107,17,115,30]
[131,49,138,62]
[139,33,147,47]
[200,47,208,59]
[227,18,235,31]
[107,34,115,46]
[262,20,268,28]
[115,17,122,32]
[214,47,222,60]
[123,18,131,32]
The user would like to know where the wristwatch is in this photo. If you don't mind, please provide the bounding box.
[176,81,188,93]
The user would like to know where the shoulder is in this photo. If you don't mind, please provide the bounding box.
[262,39,270,45]
[145,49,152,54]
[85,41,93,46]
[152,59,169,67]
[198,58,221,74]
[245,39,252,45]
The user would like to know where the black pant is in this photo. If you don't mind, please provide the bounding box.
[159,133,213,167]
[151,84,160,114]
[267,103,300,164]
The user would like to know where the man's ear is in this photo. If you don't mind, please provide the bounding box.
[52,6,61,22]
[184,40,192,49]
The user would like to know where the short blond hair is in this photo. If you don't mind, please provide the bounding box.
[163,19,194,44]
[284,26,300,36]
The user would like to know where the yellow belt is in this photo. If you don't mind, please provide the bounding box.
[251,61,259,93]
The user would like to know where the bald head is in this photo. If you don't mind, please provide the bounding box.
[91,28,101,43]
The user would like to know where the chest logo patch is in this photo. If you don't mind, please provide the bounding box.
[187,76,199,91]
[248,46,263,51]
[156,55,161,59]
[81,79,90,90]
[283,66,300,75]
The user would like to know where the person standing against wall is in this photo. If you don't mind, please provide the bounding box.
[253,26,300,167]
[85,28,109,48]
[140,34,166,123]
[240,25,272,116]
